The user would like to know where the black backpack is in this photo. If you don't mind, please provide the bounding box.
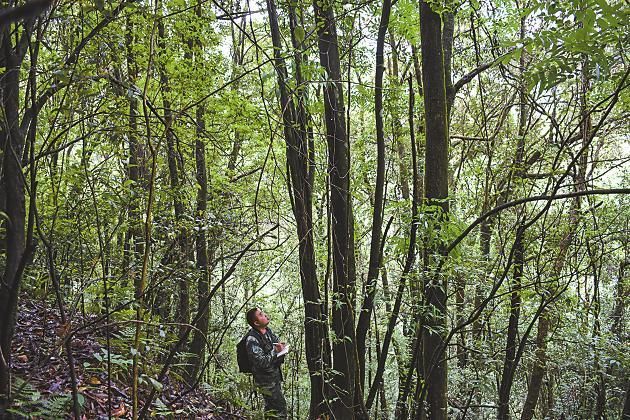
[237,331,253,373]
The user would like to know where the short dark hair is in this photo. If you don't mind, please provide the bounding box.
[246,307,260,328]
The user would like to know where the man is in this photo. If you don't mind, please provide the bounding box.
[244,307,288,419]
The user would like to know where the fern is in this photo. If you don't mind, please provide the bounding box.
[9,377,85,419]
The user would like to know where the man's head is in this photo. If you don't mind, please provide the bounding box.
[246,307,270,330]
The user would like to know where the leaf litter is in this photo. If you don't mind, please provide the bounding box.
[10,298,248,419]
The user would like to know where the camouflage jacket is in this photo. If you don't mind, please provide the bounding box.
[245,327,284,384]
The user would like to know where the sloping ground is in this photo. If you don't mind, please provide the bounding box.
[9,298,247,419]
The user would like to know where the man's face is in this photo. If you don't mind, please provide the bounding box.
[254,309,270,328]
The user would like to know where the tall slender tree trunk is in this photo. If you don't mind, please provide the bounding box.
[355,0,391,404]
[312,0,362,416]
[497,15,528,417]
[439,18,460,377]
[520,311,550,420]
[368,76,420,416]
[394,77,423,420]
[587,239,606,420]
[124,16,146,293]
[157,12,190,333]
[186,101,209,382]
[388,35,424,419]
[0,25,28,411]
[442,12,455,116]
[186,1,210,384]
[419,1,450,418]
[266,1,330,417]
[521,37,592,420]
[611,245,627,420]
[611,249,627,341]
[497,227,524,419]
[386,33,405,190]
[521,199,581,420]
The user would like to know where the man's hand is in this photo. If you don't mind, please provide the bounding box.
[273,342,286,353]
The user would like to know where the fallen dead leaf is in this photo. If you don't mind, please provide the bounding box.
[88,376,102,385]
[111,403,126,417]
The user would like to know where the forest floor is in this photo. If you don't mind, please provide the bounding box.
[9,297,247,419]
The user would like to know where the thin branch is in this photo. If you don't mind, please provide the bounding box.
[0,0,51,28]
[446,188,630,256]
[20,0,134,134]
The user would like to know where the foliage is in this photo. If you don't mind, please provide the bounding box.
[0,0,627,418]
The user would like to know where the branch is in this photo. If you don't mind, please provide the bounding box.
[452,60,495,95]
[215,8,265,20]
[20,0,135,133]
[451,134,490,141]
[446,188,630,255]
[0,0,51,28]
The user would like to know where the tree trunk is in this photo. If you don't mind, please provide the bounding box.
[497,227,524,419]
[355,0,391,400]
[186,101,209,381]
[521,311,550,420]
[388,33,411,201]
[157,12,190,335]
[0,21,29,412]
[369,76,420,415]
[442,11,455,115]
[124,16,146,293]
[497,16,528,416]
[521,200,580,420]
[419,1,450,418]
[312,0,361,417]
[186,2,210,384]
[522,36,591,420]
[266,1,330,417]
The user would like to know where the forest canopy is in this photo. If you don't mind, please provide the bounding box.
[0,0,628,418]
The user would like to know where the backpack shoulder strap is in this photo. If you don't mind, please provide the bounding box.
[244,328,263,343]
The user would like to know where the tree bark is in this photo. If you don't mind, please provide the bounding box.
[367,76,420,414]
[442,12,455,115]
[312,0,361,417]
[186,1,210,384]
[520,311,550,420]
[497,16,528,416]
[419,1,450,418]
[157,11,190,335]
[123,16,146,293]
[497,226,524,419]
[0,18,31,412]
[520,199,580,420]
[266,1,330,417]
[522,34,592,420]
[355,0,391,401]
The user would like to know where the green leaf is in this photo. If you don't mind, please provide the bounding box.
[142,375,164,392]
[294,26,305,44]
